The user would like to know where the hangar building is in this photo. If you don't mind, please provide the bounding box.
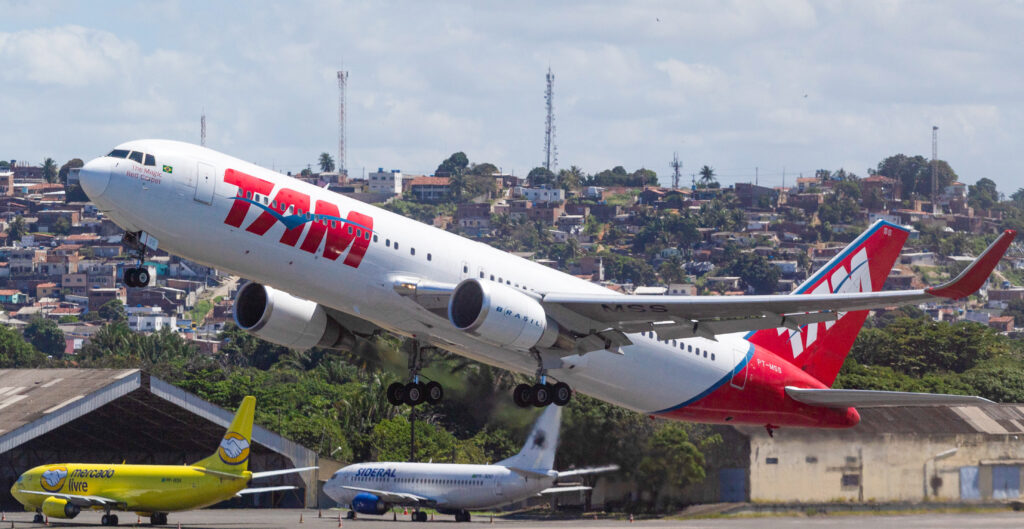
[0,369,319,509]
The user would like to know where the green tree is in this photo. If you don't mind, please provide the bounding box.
[318,152,335,173]
[636,423,716,508]
[52,216,71,235]
[8,215,27,240]
[968,177,999,210]
[557,165,585,193]
[435,152,469,177]
[58,158,84,186]
[42,157,58,183]
[98,299,126,322]
[724,249,780,294]
[0,325,46,367]
[527,167,555,187]
[218,323,291,370]
[875,154,957,198]
[697,165,717,188]
[850,317,1003,377]
[24,318,65,356]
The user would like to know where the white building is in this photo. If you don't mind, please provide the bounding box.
[127,306,177,333]
[368,168,403,195]
[515,186,565,204]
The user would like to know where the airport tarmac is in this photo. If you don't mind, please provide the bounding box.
[1,508,1022,529]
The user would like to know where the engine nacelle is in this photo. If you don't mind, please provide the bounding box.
[351,492,389,515]
[41,496,80,519]
[233,282,354,350]
[448,279,559,351]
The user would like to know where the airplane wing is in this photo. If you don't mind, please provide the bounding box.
[785,386,994,408]
[540,485,591,494]
[237,485,297,496]
[250,466,318,479]
[541,229,1015,343]
[341,486,435,506]
[19,489,120,508]
[556,465,619,479]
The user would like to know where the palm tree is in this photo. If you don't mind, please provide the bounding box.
[318,152,335,173]
[42,158,58,183]
[698,165,716,188]
[8,215,26,240]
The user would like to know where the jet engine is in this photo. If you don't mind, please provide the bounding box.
[351,492,389,515]
[233,282,355,350]
[448,278,564,351]
[41,496,80,519]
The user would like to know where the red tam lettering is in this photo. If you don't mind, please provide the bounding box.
[223,169,274,227]
[244,188,311,246]
[342,212,373,268]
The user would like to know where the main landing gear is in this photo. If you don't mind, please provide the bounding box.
[513,351,573,408]
[150,512,168,525]
[122,230,153,288]
[386,341,444,407]
[454,510,471,522]
[100,512,120,526]
[412,510,428,522]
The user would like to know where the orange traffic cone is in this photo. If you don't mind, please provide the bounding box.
[629,513,634,523]
[337,517,343,528]
[138,515,142,524]
[1,512,5,521]
[430,513,434,521]
[403,507,408,515]
[318,510,322,518]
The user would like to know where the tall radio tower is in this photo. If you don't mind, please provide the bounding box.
[931,125,939,211]
[543,68,557,172]
[671,152,682,189]
[200,110,206,147]
[338,70,349,178]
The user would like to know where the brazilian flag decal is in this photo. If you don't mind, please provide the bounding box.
[162,165,173,174]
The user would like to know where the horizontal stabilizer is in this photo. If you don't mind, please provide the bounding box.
[237,485,297,496]
[541,485,592,494]
[785,386,994,408]
[507,466,553,480]
[250,466,318,479]
[556,465,620,478]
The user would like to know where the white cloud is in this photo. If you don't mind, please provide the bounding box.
[0,25,136,86]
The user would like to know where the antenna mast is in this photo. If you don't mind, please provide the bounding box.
[671,152,682,189]
[338,70,349,179]
[931,125,939,210]
[543,68,557,172]
[200,109,206,147]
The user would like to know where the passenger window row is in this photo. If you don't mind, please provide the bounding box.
[107,149,156,167]
[642,331,715,361]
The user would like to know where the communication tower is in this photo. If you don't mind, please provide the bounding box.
[671,152,682,189]
[338,70,349,178]
[200,110,206,147]
[931,125,939,210]
[543,68,558,172]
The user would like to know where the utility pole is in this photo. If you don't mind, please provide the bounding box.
[671,152,682,189]
[200,110,206,147]
[931,125,939,212]
[338,70,349,179]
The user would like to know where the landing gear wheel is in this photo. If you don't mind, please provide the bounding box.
[415,511,428,522]
[151,512,167,525]
[533,383,553,407]
[136,268,150,286]
[346,510,356,519]
[552,382,572,406]
[455,510,471,522]
[387,382,407,406]
[110,514,119,526]
[125,268,138,288]
[33,513,43,524]
[425,381,443,404]
[405,382,426,406]
[102,514,109,525]
[513,383,533,408]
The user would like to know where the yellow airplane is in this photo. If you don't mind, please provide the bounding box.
[9,396,315,526]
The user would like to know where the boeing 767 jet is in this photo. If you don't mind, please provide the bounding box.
[78,140,1014,433]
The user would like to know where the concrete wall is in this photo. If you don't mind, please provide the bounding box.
[748,430,1024,502]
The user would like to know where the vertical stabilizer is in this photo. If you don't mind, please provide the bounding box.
[193,396,256,473]
[497,405,561,471]
[747,220,908,386]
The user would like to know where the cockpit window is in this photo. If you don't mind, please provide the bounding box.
[144,154,156,166]
[107,149,130,158]
[128,151,143,163]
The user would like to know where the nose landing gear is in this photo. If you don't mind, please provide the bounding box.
[386,340,444,407]
[121,230,157,288]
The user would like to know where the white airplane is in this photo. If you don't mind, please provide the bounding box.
[323,405,616,522]
[78,140,1014,434]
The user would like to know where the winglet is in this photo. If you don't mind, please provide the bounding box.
[926,229,1016,300]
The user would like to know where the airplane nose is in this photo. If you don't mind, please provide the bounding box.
[79,157,111,200]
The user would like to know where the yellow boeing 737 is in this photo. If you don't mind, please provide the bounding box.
[9,396,314,526]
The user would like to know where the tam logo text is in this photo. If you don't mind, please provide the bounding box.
[223,169,373,268]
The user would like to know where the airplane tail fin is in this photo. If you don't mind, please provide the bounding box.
[497,405,561,472]
[193,396,256,473]
[747,220,909,387]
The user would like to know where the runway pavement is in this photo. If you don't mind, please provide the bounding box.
[2,508,1021,529]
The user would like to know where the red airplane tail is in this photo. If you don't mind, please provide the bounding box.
[747,220,909,386]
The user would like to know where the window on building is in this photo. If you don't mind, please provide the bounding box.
[845,456,858,465]
[766,457,779,464]
[805,456,818,464]
[841,474,860,487]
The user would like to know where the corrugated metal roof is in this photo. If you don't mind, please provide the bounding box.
[844,405,1024,435]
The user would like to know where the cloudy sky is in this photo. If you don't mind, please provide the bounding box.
[1,1,1022,192]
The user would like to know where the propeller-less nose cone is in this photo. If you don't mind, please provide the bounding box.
[79,157,111,200]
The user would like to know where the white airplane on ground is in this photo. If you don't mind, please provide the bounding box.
[78,140,1014,433]
[323,405,616,522]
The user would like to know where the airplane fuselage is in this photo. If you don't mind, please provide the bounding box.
[79,140,857,429]
[11,463,248,513]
